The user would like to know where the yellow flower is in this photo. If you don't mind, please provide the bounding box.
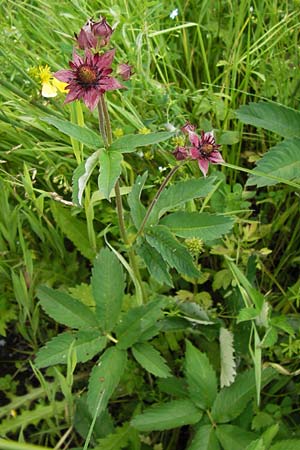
[138,127,151,135]
[31,65,67,98]
[113,128,124,138]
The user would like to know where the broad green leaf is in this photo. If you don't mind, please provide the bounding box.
[51,202,95,260]
[270,315,295,335]
[245,439,265,450]
[219,328,236,388]
[150,177,216,224]
[93,423,131,450]
[185,341,218,410]
[188,425,220,450]
[247,138,300,187]
[270,440,300,450]
[91,248,124,332]
[35,331,107,368]
[115,298,167,349]
[261,424,279,447]
[98,149,123,200]
[216,425,258,450]
[136,241,173,287]
[87,347,127,417]
[236,102,300,137]
[132,342,172,378]
[131,399,202,431]
[72,150,100,206]
[158,377,188,398]
[145,225,199,278]
[42,116,103,147]
[161,212,234,241]
[109,131,174,153]
[37,286,99,329]
[237,307,259,323]
[211,368,276,423]
[218,130,240,145]
[127,172,147,229]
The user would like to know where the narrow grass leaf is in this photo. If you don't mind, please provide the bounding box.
[188,425,220,450]
[236,102,300,138]
[161,212,234,241]
[109,131,174,153]
[132,342,172,378]
[37,286,99,329]
[91,248,124,332]
[98,150,123,200]
[247,138,300,187]
[35,331,107,368]
[42,116,103,147]
[131,399,202,431]
[145,225,199,278]
[87,347,127,418]
[185,340,218,410]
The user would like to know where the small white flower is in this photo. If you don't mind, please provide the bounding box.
[170,8,178,20]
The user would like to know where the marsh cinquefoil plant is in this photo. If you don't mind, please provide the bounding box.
[33,14,300,450]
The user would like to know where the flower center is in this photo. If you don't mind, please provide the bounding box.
[200,143,214,155]
[77,65,98,86]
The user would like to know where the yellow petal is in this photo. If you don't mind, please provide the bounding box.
[41,82,57,98]
[52,78,68,93]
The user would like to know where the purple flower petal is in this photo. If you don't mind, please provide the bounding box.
[188,131,200,148]
[209,151,224,163]
[198,158,209,177]
[54,69,74,82]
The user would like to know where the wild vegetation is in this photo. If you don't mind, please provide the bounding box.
[1,1,300,449]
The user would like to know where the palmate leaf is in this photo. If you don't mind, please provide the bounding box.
[136,241,173,287]
[109,131,174,153]
[115,297,167,350]
[131,399,202,431]
[132,342,172,378]
[145,225,199,278]
[87,347,127,417]
[98,149,123,200]
[188,424,220,450]
[219,328,236,388]
[42,116,103,147]
[35,331,107,368]
[185,341,218,410]
[246,137,300,187]
[236,101,300,138]
[216,425,258,450]
[161,212,234,241]
[72,150,100,206]
[149,176,216,224]
[211,368,276,423]
[37,286,99,329]
[50,203,95,260]
[91,248,124,332]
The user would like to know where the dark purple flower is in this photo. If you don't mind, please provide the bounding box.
[181,122,196,134]
[187,129,223,176]
[76,17,113,50]
[54,49,124,111]
[76,19,97,50]
[173,146,189,161]
[117,63,133,81]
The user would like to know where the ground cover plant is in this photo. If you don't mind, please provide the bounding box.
[1,1,300,449]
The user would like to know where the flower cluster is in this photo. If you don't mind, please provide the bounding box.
[54,17,133,111]
[173,122,224,176]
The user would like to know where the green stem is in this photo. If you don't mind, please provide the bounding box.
[98,96,145,303]
[136,164,182,239]
[0,438,52,450]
